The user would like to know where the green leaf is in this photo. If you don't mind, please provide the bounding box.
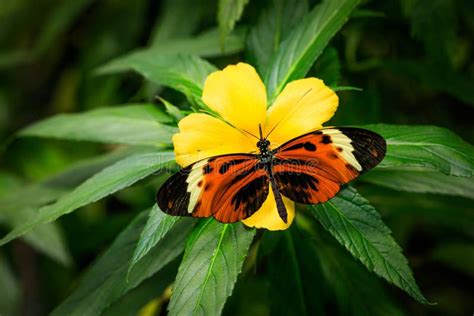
[361,167,474,199]
[247,0,308,74]
[18,104,176,147]
[310,186,428,304]
[331,85,362,91]
[0,151,175,246]
[363,124,474,177]
[264,0,359,103]
[150,0,207,44]
[217,0,249,45]
[300,219,404,316]
[158,97,185,122]
[128,205,180,276]
[168,219,255,315]
[52,212,193,316]
[113,28,244,64]
[103,262,179,316]
[97,54,216,106]
[0,181,70,266]
[0,149,134,264]
[264,228,326,315]
[155,28,245,57]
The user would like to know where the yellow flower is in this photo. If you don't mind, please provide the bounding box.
[173,63,338,230]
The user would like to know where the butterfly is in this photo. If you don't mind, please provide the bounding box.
[156,125,386,223]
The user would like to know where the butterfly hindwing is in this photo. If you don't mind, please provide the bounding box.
[272,127,386,204]
[157,154,269,223]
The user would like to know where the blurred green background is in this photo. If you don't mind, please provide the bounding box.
[0,0,473,315]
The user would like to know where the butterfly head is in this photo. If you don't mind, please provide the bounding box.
[257,139,270,151]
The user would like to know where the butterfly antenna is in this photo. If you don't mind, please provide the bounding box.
[259,124,264,140]
[265,88,313,139]
[239,127,260,140]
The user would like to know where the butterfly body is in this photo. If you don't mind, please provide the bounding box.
[157,127,386,224]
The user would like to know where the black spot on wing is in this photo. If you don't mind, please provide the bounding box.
[231,175,269,217]
[156,166,192,216]
[282,142,317,152]
[321,135,332,144]
[338,127,387,172]
[202,164,213,174]
[283,142,304,151]
[303,142,317,151]
[274,172,319,204]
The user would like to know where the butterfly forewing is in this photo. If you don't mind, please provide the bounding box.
[157,154,270,223]
[272,127,386,204]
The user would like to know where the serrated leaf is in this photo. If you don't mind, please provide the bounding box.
[362,124,474,177]
[217,0,249,45]
[361,167,474,199]
[247,0,308,74]
[128,205,180,276]
[303,221,404,316]
[168,219,255,315]
[97,54,216,106]
[310,186,428,303]
[264,0,359,103]
[52,212,193,316]
[0,151,175,246]
[18,104,176,147]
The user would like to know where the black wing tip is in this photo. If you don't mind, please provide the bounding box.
[156,167,192,217]
[338,127,387,172]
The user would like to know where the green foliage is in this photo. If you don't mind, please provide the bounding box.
[0,151,175,246]
[264,0,359,103]
[311,186,427,303]
[247,0,308,75]
[365,124,474,177]
[97,54,216,107]
[168,219,255,315]
[19,104,177,147]
[218,0,249,45]
[362,168,474,199]
[1,0,473,315]
[52,212,193,316]
[128,206,180,275]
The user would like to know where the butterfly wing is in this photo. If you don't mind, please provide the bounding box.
[272,127,386,204]
[157,154,270,223]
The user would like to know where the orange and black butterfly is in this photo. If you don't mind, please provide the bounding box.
[157,126,386,223]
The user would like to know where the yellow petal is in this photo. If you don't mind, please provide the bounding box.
[242,190,295,230]
[173,113,255,167]
[202,63,267,136]
[265,78,338,147]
